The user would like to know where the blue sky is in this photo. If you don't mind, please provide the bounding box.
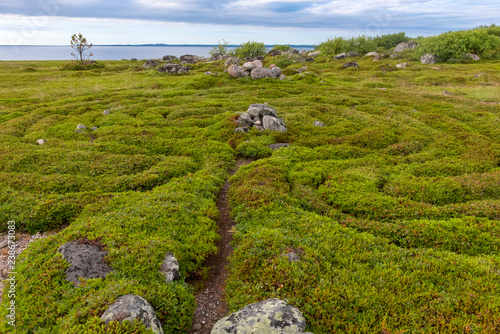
[0,0,499,45]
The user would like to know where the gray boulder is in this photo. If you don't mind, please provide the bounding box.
[234,127,249,133]
[464,53,480,61]
[395,63,410,69]
[252,59,263,68]
[308,51,321,57]
[58,240,112,285]
[279,75,287,80]
[225,57,241,66]
[101,295,164,334]
[421,53,438,64]
[342,62,359,68]
[142,60,160,68]
[365,52,379,58]
[243,62,257,71]
[180,54,204,64]
[271,67,282,78]
[268,50,282,57]
[247,104,278,119]
[76,124,87,131]
[211,298,307,334]
[228,65,244,78]
[268,143,290,151]
[313,121,325,127]
[209,53,231,61]
[250,67,275,79]
[393,41,419,52]
[347,51,360,57]
[161,252,180,282]
[389,53,400,58]
[333,53,346,60]
[157,64,190,74]
[237,113,255,127]
[263,115,287,132]
[162,55,177,62]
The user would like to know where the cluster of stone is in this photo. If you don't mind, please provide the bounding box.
[234,104,287,133]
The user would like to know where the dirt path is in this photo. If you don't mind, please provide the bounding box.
[189,158,254,334]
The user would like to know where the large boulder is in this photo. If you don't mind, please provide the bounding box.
[180,54,204,64]
[365,52,379,58]
[228,65,245,78]
[420,53,438,64]
[162,55,177,62]
[243,62,257,71]
[211,298,308,334]
[250,67,275,79]
[268,50,282,57]
[247,104,278,119]
[225,57,241,66]
[160,252,180,282]
[263,115,287,132]
[237,113,255,127]
[347,51,360,57]
[142,60,160,68]
[393,41,419,52]
[157,64,190,74]
[333,53,346,60]
[342,61,359,68]
[308,51,321,57]
[58,240,112,285]
[101,295,164,334]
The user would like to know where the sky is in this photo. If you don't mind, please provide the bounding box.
[0,0,499,45]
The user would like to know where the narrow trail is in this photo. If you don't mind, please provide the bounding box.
[189,158,254,334]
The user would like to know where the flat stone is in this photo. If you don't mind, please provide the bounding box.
[234,127,249,133]
[58,240,112,285]
[313,121,325,127]
[342,62,359,68]
[101,294,164,334]
[268,143,290,150]
[365,52,379,58]
[0,240,8,249]
[333,53,346,60]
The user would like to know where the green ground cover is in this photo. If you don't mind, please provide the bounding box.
[0,51,499,333]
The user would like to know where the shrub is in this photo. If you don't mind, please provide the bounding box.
[344,35,377,54]
[232,40,268,58]
[273,53,303,68]
[209,39,231,57]
[415,29,500,62]
[314,37,345,55]
[372,32,411,49]
[235,141,273,159]
[272,44,291,51]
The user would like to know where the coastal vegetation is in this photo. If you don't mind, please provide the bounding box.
[1,27,500,333]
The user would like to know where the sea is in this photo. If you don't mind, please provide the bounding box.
[0,45,315,61]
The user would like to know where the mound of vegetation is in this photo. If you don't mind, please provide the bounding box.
[1,26,500,333]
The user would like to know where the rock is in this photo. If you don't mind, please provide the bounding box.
[389,53,399,58]
[395,63,410,69]
[303,57,315,62]
[243,62,257,71]
[247,104,278,119]
[103,109,110,115]
[347,51,360,57]
[464,53,480,61]
[279,75,287,80]
[271,67,282,78]
[75,124,87,133]
[365,52,379,58]
[284,49,299,55]
[162,55,178,62]
[333,53,346,60]
[142,60,160,68]
[342,62,359,68]
[237,113,255,127]
[473,73,486,78]
[192,323,202,331]
[269,64,276,69]
[179,54,198,64]
[250,67,275,79]
[313,121,325,127]
[287,251,301,262]
[393,41,419,52]
[421,53,438,64]
[91,127,98,131]
[36,139,45,145]
[58,240,112,285]
[0,240,8,249]
[268,50,282,57]
[209,53,231,61]
[211,298,307,334]
[205,71,212,75]
[252,59,263,68]
[254,120,261,125]
[225,57,241,66]
[308,51,321,57]
[228,65,243,78]
[234,127,249,133]
[131,58,138,61]
[160,252,180,282]
[373,58,381,62]
[101,295,164,334]
[299,50,307,56]
[443,90,454,96]
[263,115,287,132]
[157,64,190,74]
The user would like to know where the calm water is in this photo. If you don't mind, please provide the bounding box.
[0,45,314,61]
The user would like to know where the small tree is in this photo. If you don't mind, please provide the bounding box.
[70,33,93,64]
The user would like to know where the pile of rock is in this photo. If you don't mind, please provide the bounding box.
[234,104,287,133]
[228,60,283,80]
[162,55,178,62]
[157,64,190,74]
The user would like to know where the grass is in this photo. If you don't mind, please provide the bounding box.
[0,54,499,333]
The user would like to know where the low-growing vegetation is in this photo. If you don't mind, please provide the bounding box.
[1,26,500,333]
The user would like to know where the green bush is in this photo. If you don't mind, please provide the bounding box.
[272,44,291,51]
[344,35,377,54]
[209,39,231,57]
[372,32,411,49]
[415,29,500,62]
[235,141,273,159]
[273,53,303,68]
[232,41,268,58]
[314,37,346,55]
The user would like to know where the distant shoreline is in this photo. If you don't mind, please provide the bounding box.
[0,44,316,48]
